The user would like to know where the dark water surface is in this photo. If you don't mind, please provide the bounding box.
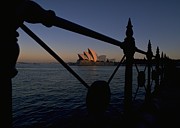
[12,63,148,128]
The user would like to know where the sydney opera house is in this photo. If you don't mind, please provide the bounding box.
[77,48,116,66]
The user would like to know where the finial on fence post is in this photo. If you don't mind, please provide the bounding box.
[122,18,135,119]
[122,18,135,57]
[126,18,133,37]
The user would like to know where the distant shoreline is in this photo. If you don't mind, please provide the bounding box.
[17,58,180,66]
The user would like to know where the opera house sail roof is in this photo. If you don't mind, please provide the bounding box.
[88,48,97,62]
[77,48,116,66]
[78,48,98,62]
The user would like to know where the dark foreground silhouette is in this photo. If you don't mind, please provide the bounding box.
[49,58,180,128]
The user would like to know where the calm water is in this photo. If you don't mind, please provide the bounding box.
[12,63,150,128]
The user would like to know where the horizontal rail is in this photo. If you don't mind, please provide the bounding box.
[52,16,147,55]
[52,16,123,48]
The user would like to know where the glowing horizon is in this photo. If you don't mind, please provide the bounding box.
[17,0,180,63]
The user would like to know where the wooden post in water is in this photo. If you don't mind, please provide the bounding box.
[122,18,135,116]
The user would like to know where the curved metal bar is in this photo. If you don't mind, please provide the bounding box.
[20,24,90,89]
[52,16,123,48]
[52,16,149,57]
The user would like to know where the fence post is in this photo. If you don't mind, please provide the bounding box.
[122,18,135,116]
[145,40,153,102]
[154,47,160,92]
[160,52,164,82]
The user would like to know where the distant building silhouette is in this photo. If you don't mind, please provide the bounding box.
[77,48,115,62]
[98,55,106,62]
[77,48,115,66]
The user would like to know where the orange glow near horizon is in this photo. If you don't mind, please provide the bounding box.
[17,50,80,63]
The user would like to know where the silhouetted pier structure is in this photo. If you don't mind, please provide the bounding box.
[12,17,180,128]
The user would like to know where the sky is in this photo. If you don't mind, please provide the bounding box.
[17,0,180,63]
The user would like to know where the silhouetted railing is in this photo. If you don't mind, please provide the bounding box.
[20,17,163,119]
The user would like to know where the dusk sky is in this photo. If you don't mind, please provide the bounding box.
[17,0,180,63]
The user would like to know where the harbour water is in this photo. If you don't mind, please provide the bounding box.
[12,63,150,128]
